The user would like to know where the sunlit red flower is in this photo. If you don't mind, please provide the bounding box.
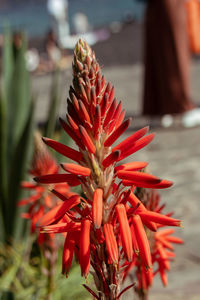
[33,40,182,299]
[123,190,183,297]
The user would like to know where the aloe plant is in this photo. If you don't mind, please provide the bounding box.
[0,30,34,243]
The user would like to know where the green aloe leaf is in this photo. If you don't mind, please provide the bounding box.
[0,93,7,243]
[7,34,30,156]
[2,28,14,105]
[7,102,34,240]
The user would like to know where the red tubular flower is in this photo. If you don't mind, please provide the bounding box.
[102,150,121,168]
[62,233,76,275]
[41,222,81,234]
[112,126,149,152]
[139,211,181,227]
[79,125,96,154]
[79,219,91,277]
[104,118,131,147]
[61,163,91,176]
[42,137,83,162]
[127,192,157,231]
[37,195,80,227]
[115,204,133,262]
[131,215,152,269]
[92,189,103,229]
[103,223,119,264]
[115,161,148,172]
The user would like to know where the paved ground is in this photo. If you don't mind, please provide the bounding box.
[31,57,200,299]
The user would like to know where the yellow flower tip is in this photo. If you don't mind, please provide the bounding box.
[145,264,153,271]
[114,262,118,271]
[85,275,89,284]
[135,249,140,256]
[74,39,92,64]
[179,221,184,228]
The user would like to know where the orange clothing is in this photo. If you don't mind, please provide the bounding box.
[185,0,200,54]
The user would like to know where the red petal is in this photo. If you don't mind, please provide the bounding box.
[166,236,184,244]
[62,233,75,275]
[61,163,91,176]
[101,93,109,118]
[93,105,101,140]
[139,211,181,227]
[59,117,83,149]
[122,178,173,189]
[102,150,121,168]
[42,222,81,233]
[104,118,131,147]
[92,189,103,229]
[107,101,122,133]
[103,223,119,264]
[112,126,149,152]
[160,267,168,286]
[79,219,91,277]
[79,100,91,125]
[155,229,175,237]
[131,215,152,269]
[90,87,96,115]
[118,133,155,161]
[103,98,117,129]
[115,204,133,261]
[108,86,115,103]
[37,195,80,226]
[115,109,125,129]
[117,171,162,185]
[66,114,79,134]
[20,181,37,189]
[79,125,96,154]
[115,161,148,172]
[42,137,82,162]
[34,173,81,186]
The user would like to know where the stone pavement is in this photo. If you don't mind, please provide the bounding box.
[31,59,200,299]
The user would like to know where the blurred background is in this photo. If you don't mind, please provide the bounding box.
[0,0,200,299]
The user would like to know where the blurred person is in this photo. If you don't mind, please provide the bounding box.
[142,0,200,127]
[45,29,62,66]
[47,0,70,47]
[72,12,90,34]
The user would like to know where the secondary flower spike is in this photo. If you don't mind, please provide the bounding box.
[34,39,182,299]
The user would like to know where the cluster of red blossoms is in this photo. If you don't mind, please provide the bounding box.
[123,190,183,298]
[19,132,72,246]
[33,40,182,299]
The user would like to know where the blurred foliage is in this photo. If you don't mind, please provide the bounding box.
[0,241,91,300]
[0,29,87,299]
